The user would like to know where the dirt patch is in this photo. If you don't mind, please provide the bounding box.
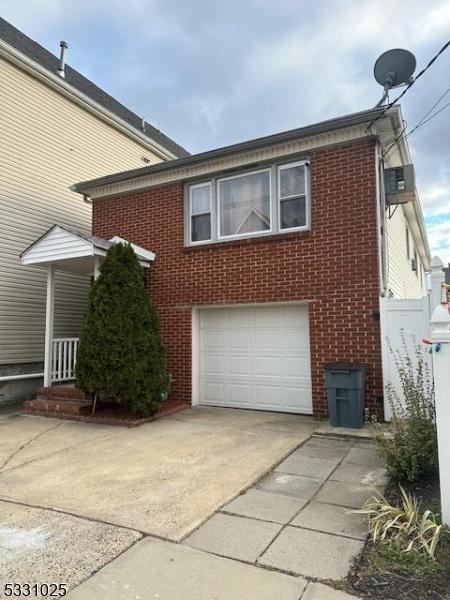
[344,474,450,600]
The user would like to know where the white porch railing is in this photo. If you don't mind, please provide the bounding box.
[51,337,79,383]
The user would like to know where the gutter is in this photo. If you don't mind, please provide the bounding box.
[0,40,178,162]
[73,108,387,194]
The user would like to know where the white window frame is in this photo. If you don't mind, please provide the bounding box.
[277,160,310,233]
[185,158,311,246]
[189,181,212,245]
[217,168,273,240]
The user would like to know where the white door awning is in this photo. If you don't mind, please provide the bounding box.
[20,224,155,274]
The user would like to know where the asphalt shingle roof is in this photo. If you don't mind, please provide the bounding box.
[0,17,189,158]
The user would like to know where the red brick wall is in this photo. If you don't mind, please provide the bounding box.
[93,139,383,419]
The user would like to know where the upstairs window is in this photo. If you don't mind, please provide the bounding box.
[278,162,307,230]
[186,160,310,245]
[190,183,211,243]
[218,170,271,238]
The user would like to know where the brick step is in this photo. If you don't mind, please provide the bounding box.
[37,386,91,401]
[24,397,92,417]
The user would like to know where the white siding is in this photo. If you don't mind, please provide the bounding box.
[0,56,163,363]
[386,204,426,298]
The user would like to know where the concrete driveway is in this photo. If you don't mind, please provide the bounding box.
[0,406,313,543]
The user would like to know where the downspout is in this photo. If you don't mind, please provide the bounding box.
[375,141,388,297]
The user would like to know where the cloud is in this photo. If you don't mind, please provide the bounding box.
[1,0,449,260]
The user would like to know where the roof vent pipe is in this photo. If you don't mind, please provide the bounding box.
[57,41,68,78]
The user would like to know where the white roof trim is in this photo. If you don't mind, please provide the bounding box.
[109,236,155,261]
[21,225,154,271]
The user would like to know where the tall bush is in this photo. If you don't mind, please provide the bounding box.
[76,243,166,416]
[374,333,438,482]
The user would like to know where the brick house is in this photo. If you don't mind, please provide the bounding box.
[23,106,430,419]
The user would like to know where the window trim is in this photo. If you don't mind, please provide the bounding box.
[405,226,410,259]
[217,167,273,240]
[189,181,212,245]
[277,160,310,232]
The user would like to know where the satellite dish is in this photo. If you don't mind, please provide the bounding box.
[373,49,416,106]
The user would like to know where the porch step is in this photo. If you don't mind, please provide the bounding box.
[37,386,90,401]
[24,386,93,417]
[24,397,92,417]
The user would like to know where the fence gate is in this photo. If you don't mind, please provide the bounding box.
[380,296,431,420]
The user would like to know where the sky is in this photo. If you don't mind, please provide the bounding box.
[2,0,450,264]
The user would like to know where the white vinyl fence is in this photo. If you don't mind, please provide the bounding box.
[380,296,431,420]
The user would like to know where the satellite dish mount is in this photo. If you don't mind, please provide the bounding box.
[373,49,416,107]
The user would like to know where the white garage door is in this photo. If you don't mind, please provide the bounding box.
[198,304,312,414]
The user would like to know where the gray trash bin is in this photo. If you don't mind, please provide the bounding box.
[324,363,367,429]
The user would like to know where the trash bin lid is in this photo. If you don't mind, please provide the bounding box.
[324,362,367,372]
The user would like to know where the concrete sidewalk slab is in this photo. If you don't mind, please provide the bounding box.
[258,526,364,579]
[255,472,322,498]
[222,489,307,524]
[316,480,381,508]
[184,513,281,562]
[330,463,387,486]
[296,441,350,461]
[0,408,314,541]
[303,582,361,599]
[67,537,308,600]
[275,454,340,479]
[291,501,368,540]
[0,500,140,591]
[343,446,385,467]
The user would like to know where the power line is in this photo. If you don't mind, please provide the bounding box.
[383,84,450,159]
[367,38,450,131]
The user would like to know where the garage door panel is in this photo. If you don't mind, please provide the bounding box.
[228,356,251,376]
[281,304,308,327]
[201,382,225,404]
[200,310,226,329]
[201,330,224,350]
[283,387,312,414]
[229,384,252,404]
[282,329,310,350]
[229,330,252,350]
[198,305,312,414]
[201,354,225,376]
[254,329,280,350]
[282,356,311,378]
[255,356,281,376]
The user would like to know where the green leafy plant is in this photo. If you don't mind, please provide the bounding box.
[357,486,443,560]
[374,333,438,482]
[76,243,166,416]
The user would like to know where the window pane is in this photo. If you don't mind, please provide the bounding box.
[191,214,211,242]
[219,171,270,237]
[191,185,210,214]
[280,165,305,198]
[280,196,306,229]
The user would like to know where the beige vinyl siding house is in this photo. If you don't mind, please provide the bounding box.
[386,204,427,298]
[0,19,187,402]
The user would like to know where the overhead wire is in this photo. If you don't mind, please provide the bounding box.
[367,38,450,131]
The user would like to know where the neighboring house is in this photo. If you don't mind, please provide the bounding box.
[0,18,188,403]
[60,104,429,420]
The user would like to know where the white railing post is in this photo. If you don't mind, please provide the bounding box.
[43,264,55,387]
[50,338,79,383]
[430,304,450,526]
[430,255,445,313]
